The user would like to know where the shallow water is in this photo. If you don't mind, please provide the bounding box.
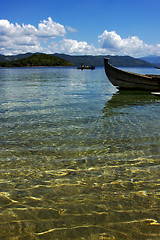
[0,66,160,240]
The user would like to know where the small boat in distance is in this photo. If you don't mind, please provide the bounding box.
[77,62,95,70]
[104,58,160,91]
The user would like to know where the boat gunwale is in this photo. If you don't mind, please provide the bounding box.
[104,58,160,90]
[104,58,152,79]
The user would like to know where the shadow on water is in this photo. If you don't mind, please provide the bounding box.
[103,90,159,116]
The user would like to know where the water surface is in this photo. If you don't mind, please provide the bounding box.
[0,67,160,239]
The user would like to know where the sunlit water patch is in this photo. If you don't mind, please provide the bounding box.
[0,67,160,239]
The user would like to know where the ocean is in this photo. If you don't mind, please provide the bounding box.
[0,66,160,239]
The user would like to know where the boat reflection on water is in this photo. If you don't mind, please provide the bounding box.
[103,90,158,116]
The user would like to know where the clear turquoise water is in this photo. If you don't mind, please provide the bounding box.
[0,67,160,240]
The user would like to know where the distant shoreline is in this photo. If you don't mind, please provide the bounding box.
[0,65,75,69]
[0,53,154,68]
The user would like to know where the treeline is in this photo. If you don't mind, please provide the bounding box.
[0,54,74,67]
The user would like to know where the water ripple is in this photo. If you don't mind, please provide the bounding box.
[0,67,160,239]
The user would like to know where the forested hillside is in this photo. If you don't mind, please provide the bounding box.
[0,54,74,67]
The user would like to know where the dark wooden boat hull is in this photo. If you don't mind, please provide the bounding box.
[104,58,160,91]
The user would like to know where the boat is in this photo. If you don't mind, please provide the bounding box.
[104,58,160,91]
[77,62,95,70]
[77,65,95,70]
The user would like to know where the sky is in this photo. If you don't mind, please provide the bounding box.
[0,0,160,57]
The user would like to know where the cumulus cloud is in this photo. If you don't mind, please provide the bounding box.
[98,30,160,57]
[0,17,160,57]
[37,17,66,38]
[0,18,66,55]
[49,38,97,55]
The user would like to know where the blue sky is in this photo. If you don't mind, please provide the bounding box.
[0,0,160,57]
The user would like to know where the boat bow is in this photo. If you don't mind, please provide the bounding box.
[104,58,160,91]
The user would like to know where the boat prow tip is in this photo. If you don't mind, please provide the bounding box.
[104,58,109,62]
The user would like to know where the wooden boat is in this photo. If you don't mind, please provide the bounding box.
[77,65,95,70]
[104,58,160,91]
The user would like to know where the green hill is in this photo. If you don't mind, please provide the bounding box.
[0,54,74,67]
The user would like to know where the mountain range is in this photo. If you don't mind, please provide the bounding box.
[0,52,157,67]
[54,54,153,67]
[139,55,160,66]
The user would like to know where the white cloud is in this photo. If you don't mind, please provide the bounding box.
[48,38,106,55]
[0,18,66,55]
[0,18,160,57]
[37,17,66,38]
[49,38,96,54]
[66,26,77,32]
[98,30,122,49]
[98,30,160,57]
